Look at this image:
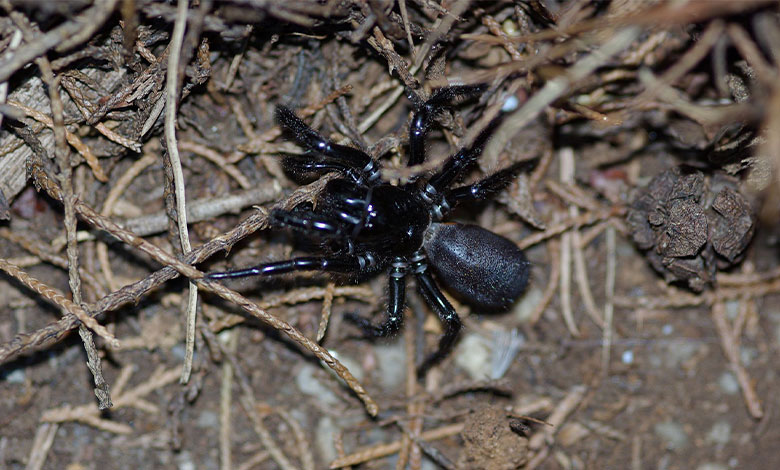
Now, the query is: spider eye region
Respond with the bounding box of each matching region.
[423,222,530,310]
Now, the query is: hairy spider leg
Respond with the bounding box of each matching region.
[276,106,380,183]
[345,257,407,337]
[443,161,532,209]
[408,85,486,167]
[422,121,496,202]
[270,208,343,237]
[411,252,462,376]
[206,252,378,279]
[281,158,368,185]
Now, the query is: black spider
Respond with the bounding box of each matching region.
[207,86,531,374]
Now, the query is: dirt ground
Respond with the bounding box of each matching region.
[1,1,779,469]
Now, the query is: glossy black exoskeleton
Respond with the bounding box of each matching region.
[208,86,531,374]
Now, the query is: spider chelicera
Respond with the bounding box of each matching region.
[208,86,531,374]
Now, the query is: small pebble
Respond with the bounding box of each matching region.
[739,347,757,366]
[176,451,195,470]
[663,341,698,368]
[295,364,340,406]
[455,333,491,379]
[171,344,187,360]
[512,287,543,323]
[217,330,233,344]
[196,411,218,429]
[373,341,406,389]
[621,350,634,364]
[718,371,740,395]
[502,94,519,112]
[501,19,519,36]
[3,368,25,384]
[662,324,674,335]
[654,420,689,451]
[706,421,731,445]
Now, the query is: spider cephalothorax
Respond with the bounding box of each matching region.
[208,86,531,374]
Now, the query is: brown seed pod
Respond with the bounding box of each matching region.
[626,166,755,291]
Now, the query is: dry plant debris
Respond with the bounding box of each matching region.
[627,166,756,291]
[457,406,529,470]
[0,1,779,469]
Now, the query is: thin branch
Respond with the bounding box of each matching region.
[558,149,579,336]
[220,330,238,470]
[0,258,118,347]
[329,423,464,469]
[316,282,336,342]
[25,423,58,470]
[41,366,180,433]
[711,302,763,418]
[164,0,198,385]
[527,385,587,469]
[601,226,616,375]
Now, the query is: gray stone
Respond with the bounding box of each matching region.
[654,420,689,451]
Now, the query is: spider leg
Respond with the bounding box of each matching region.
[271,208,344,237]
[276,106,380,183]
[411,253,462,376]
[443,161,532,209]
[345,257,407,337]
[422,121,496,202]
[281,157,368,184]
[207,253,377,279]
[408,85,485,167]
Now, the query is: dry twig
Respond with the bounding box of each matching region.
[329,423,464,469]
[163,0,198,385]
[0,258,117,347]
[41,366,180,434]
[24,423,58,470]
[711,302,764,418]
[527,385,587,469]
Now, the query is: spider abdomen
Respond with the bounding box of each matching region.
[423,222,530,310]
